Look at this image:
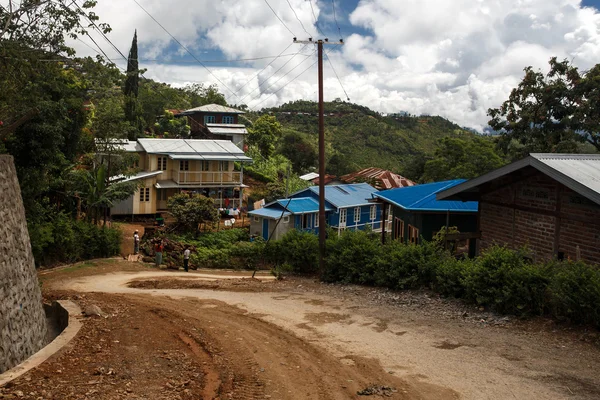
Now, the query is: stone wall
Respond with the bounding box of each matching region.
[0,155,47,373]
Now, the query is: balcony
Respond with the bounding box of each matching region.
[175,171,241,185]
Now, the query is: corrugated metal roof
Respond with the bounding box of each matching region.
[116,170,163,183]
[299,172,319,181]
[206,125,248,135]
[136,139,252,162]
[249,207,291,218]
[179,104,245,114]
[275,197,332,214]
[437,153,600,206]
[340,168,416,190]
[302,183,379,208]
[155,179,180,189]
[375,180,478,212]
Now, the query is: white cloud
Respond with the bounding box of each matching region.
[69,0,600,131]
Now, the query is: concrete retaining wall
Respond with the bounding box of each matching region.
[0,155,47,373]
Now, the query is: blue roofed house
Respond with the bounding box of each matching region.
[372,180,479,255]
[249,183,382,241]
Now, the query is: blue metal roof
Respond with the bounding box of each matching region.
[374,180,478,212]
[303,183,379,208]
[276,197,331,214]
[248,207,291,219]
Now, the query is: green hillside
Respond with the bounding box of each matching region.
[253,100,482,179]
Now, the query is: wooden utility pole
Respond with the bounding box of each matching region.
[293,38,343,274]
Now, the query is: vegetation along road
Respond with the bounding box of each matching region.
[2,260,597,399]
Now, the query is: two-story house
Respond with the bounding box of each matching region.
[248,183,385,240]
[110,138,252,216]
[176,104,247,149]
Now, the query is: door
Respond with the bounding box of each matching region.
[262,218,269,240]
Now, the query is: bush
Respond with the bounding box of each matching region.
[547,260,600,327]
[265,230,319,274]
[435,257,473,298]
[323,230,381,284]
[463,246,550,315]
[372,241,441,289]
[28,211,121,266]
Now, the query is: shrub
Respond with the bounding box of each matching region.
[373,240,446,290]
[267,230,319,274]
[547,260,600,327]
[463,246,550,315]
[323,229,381,284]
[435,256,473,298]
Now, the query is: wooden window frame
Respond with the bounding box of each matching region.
[222,115,234,124]
[370,205,377,220]
[314,213,319,227]
[179,160,189,171]
[253,216,259,222]
[354,207,361,223]
[201,161,210,171]
[408,224,419,244]
[339,208,347,226]
[140,187,150,202]
[204,115,216,124]
[282,216,290,224]
[394,218,405,242]
[158,156,167,171]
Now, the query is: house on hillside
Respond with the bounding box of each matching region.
[110,138,252,216]
[175,104,247,149]
[436,154,600,265]
[372,180,478,254]
[248,183,382,240]
[340,167,416,190]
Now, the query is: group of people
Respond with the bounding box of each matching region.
[133,231,191,272]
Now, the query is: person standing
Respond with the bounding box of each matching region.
[183,245,191,272]
[133,230,140,254]
[154,240,164,268]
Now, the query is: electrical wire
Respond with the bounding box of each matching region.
[262,0,296,37]
[233,42,293,95]
[331,0,343,40]
[309,0,326,37]
[285,0,311,38]
[325,51,350,101]
[239,44,308,103]
[131,0,242,103]
[250,53,318,110]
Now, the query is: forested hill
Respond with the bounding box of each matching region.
[258,100,481,179]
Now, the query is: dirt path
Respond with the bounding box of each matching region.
[4,262,599,399]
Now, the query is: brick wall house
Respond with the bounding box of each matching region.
[437,154,600,265]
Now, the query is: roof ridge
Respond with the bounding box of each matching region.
[406,180,461,209]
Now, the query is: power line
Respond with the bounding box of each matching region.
[131,0,241,103]
[262,0,296,37]
[325,51,349,101]
[239,44,308,103]
[331,0,343,40]
[285,0,311,38]
[249,52,317,109]
[309,0,326,37]
[233,42,293,95]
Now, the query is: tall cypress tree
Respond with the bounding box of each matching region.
[124,30,142,139]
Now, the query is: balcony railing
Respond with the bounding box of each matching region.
[176,171,241,185]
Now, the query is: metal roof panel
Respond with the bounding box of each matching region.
[375,180,478,212]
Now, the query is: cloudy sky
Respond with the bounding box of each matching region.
[71,0,600,131]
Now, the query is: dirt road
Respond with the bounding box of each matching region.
[4,261,600,399]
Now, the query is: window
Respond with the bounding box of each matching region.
[201,161,210,171]
[222,115,234,124]
[408,224,419,244]
[158,156,167,171]
[253,216,259,222]
[218,161,229,171]
[179,160,189,171]
[139,187,150,202]
[204,115,215,124]
[370,205,377,221]
[339,208,347,226]
[158,189,167,201]
[283,216,290,223]
[314,213,319,227]
[354,207,361,223]
[302,214,312,229]
[394,218,405,242]
[387,205,392,221]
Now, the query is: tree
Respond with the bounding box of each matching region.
[488,57,600,159]
[185,83,227,107]
[247,115,282,159]
[153,110,190,138]
[421,137,506,182]
[124,30,142,139]
[278,130,317,173]
[168,194,219,236]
